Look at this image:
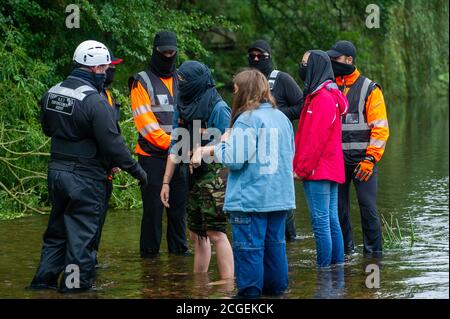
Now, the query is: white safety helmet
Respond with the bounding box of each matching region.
[73,40,111,66]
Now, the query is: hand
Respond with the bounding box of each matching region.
[111,167,121,174]
[293,172,302,181]
[190,147,203,168]
[138,169,148,188]
[354,159,375,182]
[160,184,170,208]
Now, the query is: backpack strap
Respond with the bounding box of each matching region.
[268,70,280,91]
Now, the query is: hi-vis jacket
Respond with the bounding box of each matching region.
[129,70,177,158]
[336,68,389,165]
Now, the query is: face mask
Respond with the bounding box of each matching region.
[104,67,116,87]
[248,56,273,77]
[91,71,106,92]
[150,49,177,78]
[299,64,308,82]
[331,60,355,77]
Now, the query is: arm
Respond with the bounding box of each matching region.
[278,74,303,121]
[208,101,231,134]
[130,81,171,150]
[191,101,232,168]
[293,95,335,178]
[213,119,257,171]
[91,97,146,183]
[160,153,178,208]
[365,87,389,162]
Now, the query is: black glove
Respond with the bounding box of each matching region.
[136,167,148,188]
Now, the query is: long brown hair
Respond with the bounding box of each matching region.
[230,68,277,125]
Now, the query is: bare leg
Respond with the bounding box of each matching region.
[207,231,234,279]
[190,230,211,273]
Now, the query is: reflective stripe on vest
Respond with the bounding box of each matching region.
[48,83,95,101]
[341,76,373,155]
[341,77,371,132]
[268,70,280,91]
[137,71,174,133]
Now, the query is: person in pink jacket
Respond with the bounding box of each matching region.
[294,50,348,268]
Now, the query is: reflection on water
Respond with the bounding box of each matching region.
[0,96,448,299]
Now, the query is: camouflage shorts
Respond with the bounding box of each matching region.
[187,163,228,238]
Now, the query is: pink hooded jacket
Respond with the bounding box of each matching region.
[293,80,348,183]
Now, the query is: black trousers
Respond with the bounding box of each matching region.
[338,164,382,256]
[139,155,189,257]
[93,179,113,253]
[30,169,106,291]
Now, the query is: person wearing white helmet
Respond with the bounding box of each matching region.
[29,40,147,293]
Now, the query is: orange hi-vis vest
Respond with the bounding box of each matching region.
[336,68,389,165]
[105,88,114,107]
[129,70,176,157]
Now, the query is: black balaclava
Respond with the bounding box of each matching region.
[331,60,356,77]
[150,30,178,78]
[177,60,222,122]
[105,67,116,87]
[248,39,273,77]
[71,68,105,92]
[301,50,335,96]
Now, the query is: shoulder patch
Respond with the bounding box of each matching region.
[46,93,75,115]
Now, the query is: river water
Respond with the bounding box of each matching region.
[0,95,448,299]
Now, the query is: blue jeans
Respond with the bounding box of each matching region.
[229,211,288,297]
[303,181,344,267]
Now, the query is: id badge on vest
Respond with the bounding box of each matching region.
[157,94,169,105]
[343,113,359,124]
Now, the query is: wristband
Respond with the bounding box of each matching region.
[364,155,376,164]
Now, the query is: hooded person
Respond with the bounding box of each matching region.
[247,39,304,242]
[160,61,234,280]
[176,61,223,124]
[293,50,348,268]
[129,30,190,258]
[327,40,389,257]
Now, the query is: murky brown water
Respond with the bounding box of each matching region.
[0,95,448,299]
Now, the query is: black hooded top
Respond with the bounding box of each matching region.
[303,50,335,96]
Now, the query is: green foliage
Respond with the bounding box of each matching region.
[0,0,233,218]
[0,0,448,218]
[188,0,448,97]
[381,212,417,248]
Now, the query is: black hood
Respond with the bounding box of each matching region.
[303,50,335,96]
[177,60,222,122]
